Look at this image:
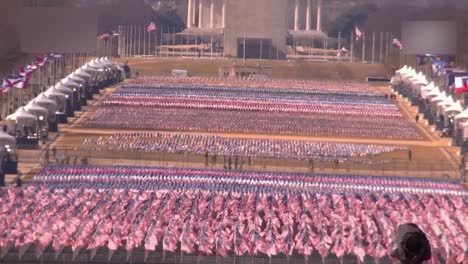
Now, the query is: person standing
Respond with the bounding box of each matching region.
[227,156,232,170]
[204,151,209,167]
[234,156,239,170]
[308,158,314,173]
[408,149,413,161]
[211,154,217,167]
[415,114,420,123]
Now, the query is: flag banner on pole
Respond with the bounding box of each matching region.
[1,73,24,93]
[392,38,403,49]
[454,76,468,94]
[147,22,156,32]
[355,26,362,40]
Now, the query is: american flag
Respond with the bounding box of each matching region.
[355,26,363,40]
[147,22,157,32]
[392,38,403,50]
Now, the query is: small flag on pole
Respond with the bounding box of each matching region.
[355,26,363,40]
[147,22,156,32]
[392,38,403,49]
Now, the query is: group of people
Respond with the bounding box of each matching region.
[42,146,88,166]
[0,165,459,262]
[82,132,408,162]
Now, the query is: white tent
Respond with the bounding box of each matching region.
[7,107,38,128]
[425,88,441,98]
[68,74,86,84]
[74,69,92,79]
[34,93,58,115]
[81,64,100,73]
[438,95,455,109]
[60,77,80,88]
[455,108,468,120]
[445,101,464,114]
[431,91,447,103]
[53,84,74,96]
[24,100,49,119]
[44,88,67,112]
[0,130,16,149]
[421,82,434,92]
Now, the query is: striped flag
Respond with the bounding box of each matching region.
[454,76,468,94]
[392,38,403,50]
[1,73,24,93]
[147,22,156,32]
[355,26,363,40]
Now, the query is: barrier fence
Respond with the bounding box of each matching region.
[41,146,458,179]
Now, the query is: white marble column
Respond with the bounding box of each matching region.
[192,0,197,25]
[294,0,300,31]
[210,0,215,28]
[222,0,226,28]
[187,0,193,28]
[198,0,204,28]
[306,0,311,31]
[316,0,322,32]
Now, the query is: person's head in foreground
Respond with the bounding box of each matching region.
[391,223,432,264]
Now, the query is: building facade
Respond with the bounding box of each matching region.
[184,0,325,59]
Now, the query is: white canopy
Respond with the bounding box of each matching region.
[24,100,49,119]
[34,93,57,114]
[53,84,74,97]
[68,74,86,84]
[445,101,464,114]
[425,88,441,98]
[87,60,104,70]
[396,65,408,75]
[44,88,67,112]
[455,108,468,120]
[0,130,16,149]
[431,91,447,103]
[60,77,81,88]
[74,69,92,79]
[438,95,455,108]
[81,65,100,73]
[7,107,38,127]
[98,57,113,67]
[421,82,435,92]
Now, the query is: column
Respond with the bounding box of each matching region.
[222,0,226,28]
[187,0,193,28]
[316,0,322,32]
[294,0,300,31]
[198,0,204,28]
[210,0,215,28]
[192,0,197,25]
[306,0,311,31]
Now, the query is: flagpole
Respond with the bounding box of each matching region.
[154,29,158,57]
[371,32,375,64]
[143,25,146,56]
[361,32,365,62]
[350,31,354,63]
[385,32,389,64]
[243,31,246,61]
[380,32,383,63]
[172,27,175,57]
[337,32,342,63]
[130,25,133,57]
[138,24,142,56]
[160,26,163,58]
